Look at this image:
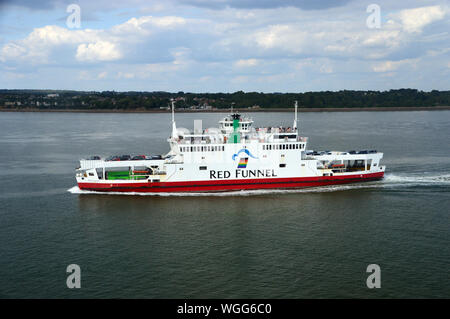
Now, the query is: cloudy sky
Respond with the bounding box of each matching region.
[0,0,449,92]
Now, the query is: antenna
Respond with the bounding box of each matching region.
[231,102,235,114]
[293,100,298,131]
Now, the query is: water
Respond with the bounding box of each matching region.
[0,111,449,298]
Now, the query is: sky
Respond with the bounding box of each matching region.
[0,0,449,92]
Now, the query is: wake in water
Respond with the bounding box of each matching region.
[67,172,450,196]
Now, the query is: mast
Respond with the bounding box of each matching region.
[293,100,298,131]
[171,99,177,140]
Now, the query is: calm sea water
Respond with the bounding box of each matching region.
[0,111,449,298]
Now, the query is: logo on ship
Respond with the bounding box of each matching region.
[232,149,258,169]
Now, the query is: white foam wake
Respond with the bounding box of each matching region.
[383,173,450,185]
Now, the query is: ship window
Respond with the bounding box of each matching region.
[279,164,286,168]
[88,172,94,176]
[199,166,207,170]
[222,146,225,151]
[179,167,183,170]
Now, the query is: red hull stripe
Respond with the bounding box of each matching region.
[78,172,384,193]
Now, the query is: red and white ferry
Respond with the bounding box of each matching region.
[76,102,385,193]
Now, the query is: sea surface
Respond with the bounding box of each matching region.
[0,111,449,298]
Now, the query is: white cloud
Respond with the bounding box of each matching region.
[362,30,401,47]
[0,15,189,65]
[372,58,418,72]
[76,41,122,62]
[97,71,108,79]
[235,58,259,67]
[111,15,186,35]
[0,25,102,64]
[319,64,333,74]
[397,5,446,33]
[253,24,307,53]
[117,72,135,79]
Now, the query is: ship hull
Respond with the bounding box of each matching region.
[77,171,384,193]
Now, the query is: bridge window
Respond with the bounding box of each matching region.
[199,166,207,170]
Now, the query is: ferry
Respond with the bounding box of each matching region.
[75,101,385,193]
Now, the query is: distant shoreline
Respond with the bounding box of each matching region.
[1,106,449,113]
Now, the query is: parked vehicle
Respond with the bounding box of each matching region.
[131,155,147,160]
[106,155,120,161]
[119,155,131,161]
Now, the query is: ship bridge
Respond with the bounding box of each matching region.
[219,113,253,134]
[171,104,307,147]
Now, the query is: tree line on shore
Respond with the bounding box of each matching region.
[1,89,449,110]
